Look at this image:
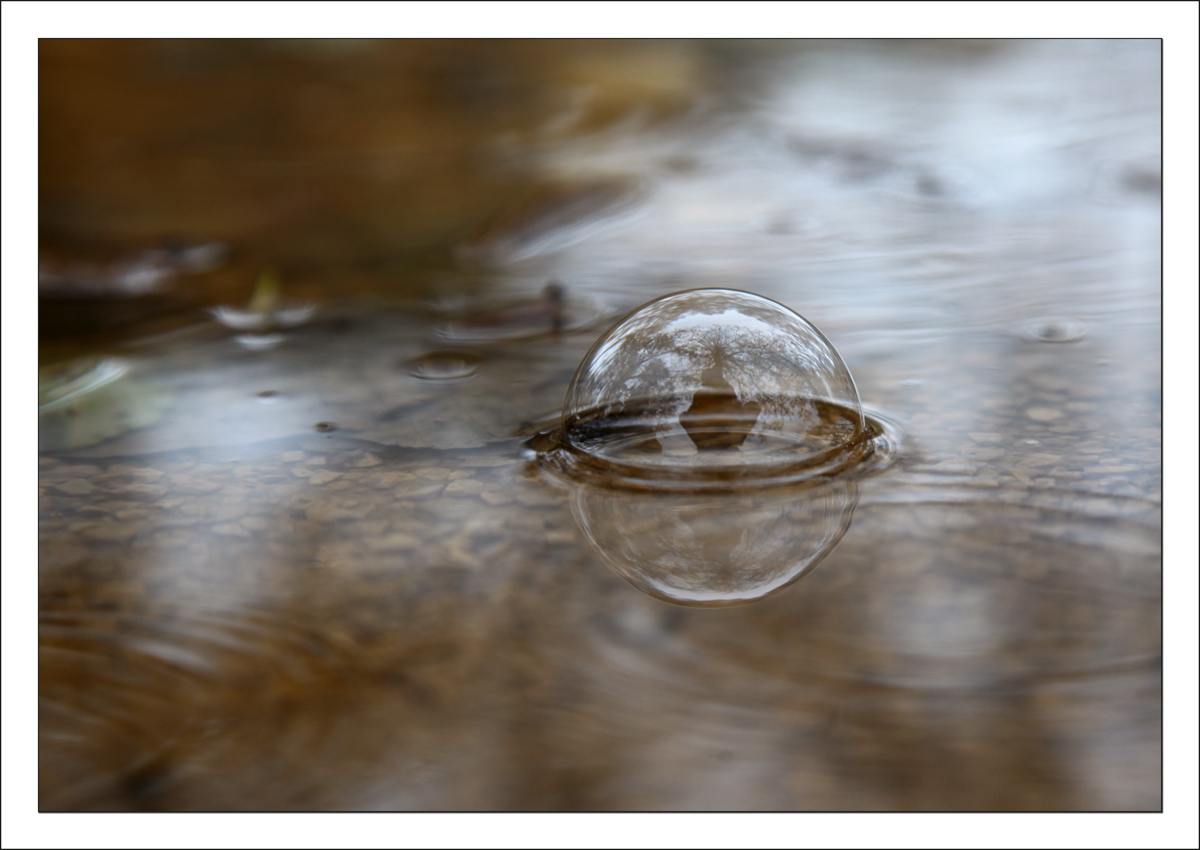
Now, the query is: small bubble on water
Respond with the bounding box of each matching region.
[410,351,478,381]
[1020,317,1087,344]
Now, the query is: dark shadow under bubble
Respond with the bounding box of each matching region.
[569,479,858,607]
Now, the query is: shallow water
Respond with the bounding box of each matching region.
[39,39,1160,811]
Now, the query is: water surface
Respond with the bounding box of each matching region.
[38,39,1161,811]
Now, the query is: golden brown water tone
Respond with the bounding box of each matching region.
[39,39,1160,811]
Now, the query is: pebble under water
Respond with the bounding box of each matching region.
[34,39,1162,813]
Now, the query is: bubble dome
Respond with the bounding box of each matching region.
[546,289,885,491]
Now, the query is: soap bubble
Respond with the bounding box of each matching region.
[529,288,900,606]
[571,480,857,606]
[544,289,889,491]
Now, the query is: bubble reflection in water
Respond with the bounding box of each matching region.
[571,480,857,606]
